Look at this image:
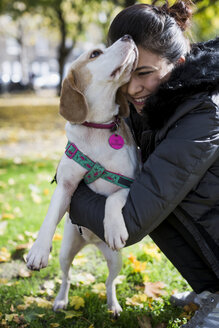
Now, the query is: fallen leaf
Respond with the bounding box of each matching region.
[137,315,152,328]
[69,296,85,310]
[0,221,8,236]
[91,283,106,298]
[144,282,167,299]
[143,243,161,261]
[126,294,147,308]
[73,253,88,265]
[53,233,62,241]
[5,314,14,322]
[61,310,83,319]
[71,272,95,285]
[183,303,199,313]
[1,213,15,220]
[0,247,11,262]
[50,324,60,327]
[114,275,126,285]
[43,189,50,196]
[18,267,32,278]
[31,192,42,204]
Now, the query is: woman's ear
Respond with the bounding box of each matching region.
[59,70,88,123]
[116,88,130,118]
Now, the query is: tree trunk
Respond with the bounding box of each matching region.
[56,6,73,96]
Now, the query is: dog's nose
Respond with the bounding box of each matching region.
[121,35,133,42]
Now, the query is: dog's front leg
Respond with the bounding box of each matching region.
[104,189,129,251]
[26,179,77,271]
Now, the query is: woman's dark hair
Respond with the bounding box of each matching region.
[108,0,193,63]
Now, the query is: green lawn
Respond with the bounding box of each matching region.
[0,158,194,328]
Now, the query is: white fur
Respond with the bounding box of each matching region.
[26,37,139,316]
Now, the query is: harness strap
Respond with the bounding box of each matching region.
[65,141,134,189]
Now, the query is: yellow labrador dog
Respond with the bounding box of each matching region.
[26,35,139,316]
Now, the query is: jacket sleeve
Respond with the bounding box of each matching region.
[70,99,219,246]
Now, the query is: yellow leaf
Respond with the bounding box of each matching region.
[53,233,62,241]
[69,296,85,310]
[31,192,42,204]
[0,247,11,262]
[126,294,147,308]
[43,189,50,196]
[50,324,60,327]
[71,272,95,285]
[143,243,161,261]
[132,260,146,273]
[128,253,137,263]
[128,253,146,272]
[91,283,106,298]
[5,314,14,322]
[17,304,29,311]
[63,310,83,319]
[36,314,45,318]
[73,253,88,265]
[1,213,15,220]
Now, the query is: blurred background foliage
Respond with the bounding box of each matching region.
[0,0,218,95]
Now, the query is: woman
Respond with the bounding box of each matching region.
[70,1,219,327]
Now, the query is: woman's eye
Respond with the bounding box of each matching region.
[90,50,103,59]
[138,71,153,76]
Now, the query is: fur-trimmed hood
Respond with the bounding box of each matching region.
[142,37,219,130]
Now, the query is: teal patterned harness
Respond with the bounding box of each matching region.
[65,141,134,189]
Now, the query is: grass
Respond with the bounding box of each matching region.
[0,97,192,327]
[0,158,192,328]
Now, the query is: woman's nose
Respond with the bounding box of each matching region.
[127,76,143,96]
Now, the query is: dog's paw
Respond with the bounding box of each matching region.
[104,215,128,251]
[53,298,68,312]
[26,241,51,271]
[109,302,123,318]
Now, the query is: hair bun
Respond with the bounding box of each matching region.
[165,0,193,31]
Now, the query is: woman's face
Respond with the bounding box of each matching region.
[122,46,174,114]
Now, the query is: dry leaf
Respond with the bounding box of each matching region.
[144,282,167,299]
[5,314,14,322]
[0,222,8,236]
[69,296,85,310]
[53,233,62,241]
[71,272,95,285]
[128,253,146,272]
[18,267,32,278]
[50,324,60,327]
[62,310,83,319]
[183,303,199,313]
[126,294,147,308]
[143,243,161,261]
[0,247,11,262]
[43,189,50,196]
[137,315,152,328]
[91,283,106,298]
[1,213,15,220]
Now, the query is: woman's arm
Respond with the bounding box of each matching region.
[70,99,219,246]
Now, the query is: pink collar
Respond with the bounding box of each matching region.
[82,116,120,130]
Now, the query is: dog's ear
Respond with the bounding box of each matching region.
[116,88,130,118]
[60,71,88,123]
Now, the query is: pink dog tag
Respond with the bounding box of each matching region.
[109,134,124,149]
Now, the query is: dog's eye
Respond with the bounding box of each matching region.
[89,50,103,59]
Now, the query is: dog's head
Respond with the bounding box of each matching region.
[60,35,138,123]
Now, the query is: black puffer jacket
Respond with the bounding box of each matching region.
[70,38,219,278]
